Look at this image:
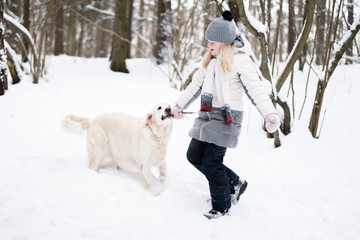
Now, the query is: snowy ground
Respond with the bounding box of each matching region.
[1,56,359,240]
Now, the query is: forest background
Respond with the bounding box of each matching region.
[0,0,359,144]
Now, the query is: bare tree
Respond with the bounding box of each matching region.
[135,0,145,58]
[316,0,326,65]
[110,0,131,73]
[22,0,30,62]
[54,0,64,56]
[94,1,111,57]
[345,0,354,64]
[153,0,172,65]
[65,1,77,56]
[309,9,360,138]
[298,0,310,71]
[288,0,296,54]
[0,0,8,96]
[275,0,316,92]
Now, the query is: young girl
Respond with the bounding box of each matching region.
[173,11,280,219]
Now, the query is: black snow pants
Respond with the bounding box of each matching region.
[186,138,240,212]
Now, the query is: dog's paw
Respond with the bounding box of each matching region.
[88,163,100,173]
[149,182,164,196]
[159,174,167,183]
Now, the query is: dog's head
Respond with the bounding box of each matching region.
[147,102,174,129]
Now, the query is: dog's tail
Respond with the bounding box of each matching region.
[62,114,89,135]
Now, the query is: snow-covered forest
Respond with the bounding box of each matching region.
[1,0,359,139]
[1,0,360,239]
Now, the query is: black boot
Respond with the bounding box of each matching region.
[231,180,248,205]
[204,208,229,220]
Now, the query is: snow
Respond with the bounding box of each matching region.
[243,2,267,34]
[1,56,360,240]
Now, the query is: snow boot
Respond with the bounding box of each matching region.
[231,180,248,205]
[204,208,229,220]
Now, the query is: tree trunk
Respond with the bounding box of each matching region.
[316,0,326,65]
[153,0,172,65]
[0,0,8,96]
[95,0,111,57]
[54,0,64,56]
[275,0,316,92]
[298,0,310,71]
[267,0,271,57]
[77,17,84,57]
[288,0,296,54]
[135,0,145,58]
[110,0,130,73]
[345,0,354,64]
[22,0,30,62]
[66,2,77,56]
[309,14,360,138]
[271,0,283,75]
[126,0,134,58]
[201,0,215,52]
[228,0,240,26]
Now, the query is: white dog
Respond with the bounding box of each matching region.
[61,103,174,195]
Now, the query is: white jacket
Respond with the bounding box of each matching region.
[176,52,276,118]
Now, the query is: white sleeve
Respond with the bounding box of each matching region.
[234,54,277,118]
[176,68,205,109]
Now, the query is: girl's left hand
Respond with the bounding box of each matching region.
[265,113,281,133]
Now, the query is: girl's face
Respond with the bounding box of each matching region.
[207,41,221,57]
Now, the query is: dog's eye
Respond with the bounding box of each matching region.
[157,107,162,110]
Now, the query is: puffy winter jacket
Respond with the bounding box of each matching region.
[176,52,276,148]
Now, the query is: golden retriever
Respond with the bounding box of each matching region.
[61,103,174,195]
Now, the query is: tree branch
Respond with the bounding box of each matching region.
[275,0,316,92]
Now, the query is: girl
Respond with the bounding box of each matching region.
[173,11,280,219]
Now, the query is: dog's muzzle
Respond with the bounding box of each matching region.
[162,108,173,120]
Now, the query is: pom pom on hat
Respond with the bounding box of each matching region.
[222,10,233,21]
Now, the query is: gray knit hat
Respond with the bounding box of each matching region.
[205,11,237,44]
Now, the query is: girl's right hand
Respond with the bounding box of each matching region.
[173,104,184,119]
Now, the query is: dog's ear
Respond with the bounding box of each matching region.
[146,113,153,124]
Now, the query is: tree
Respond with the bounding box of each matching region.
[94,1,112,58]
[288,0,296,54]
[275,0,316,92]
[309,13,360,138]
[0,0,8,96]
[345,0,354,64]
[153,0,172,65]
[65,1,77,56]
[316,0,326,65]
[22,0,30,62]
[135,0,145,58]
[110,0,131,73]
[54,0,64,56]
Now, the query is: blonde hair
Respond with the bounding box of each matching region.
[201,43,234,73]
